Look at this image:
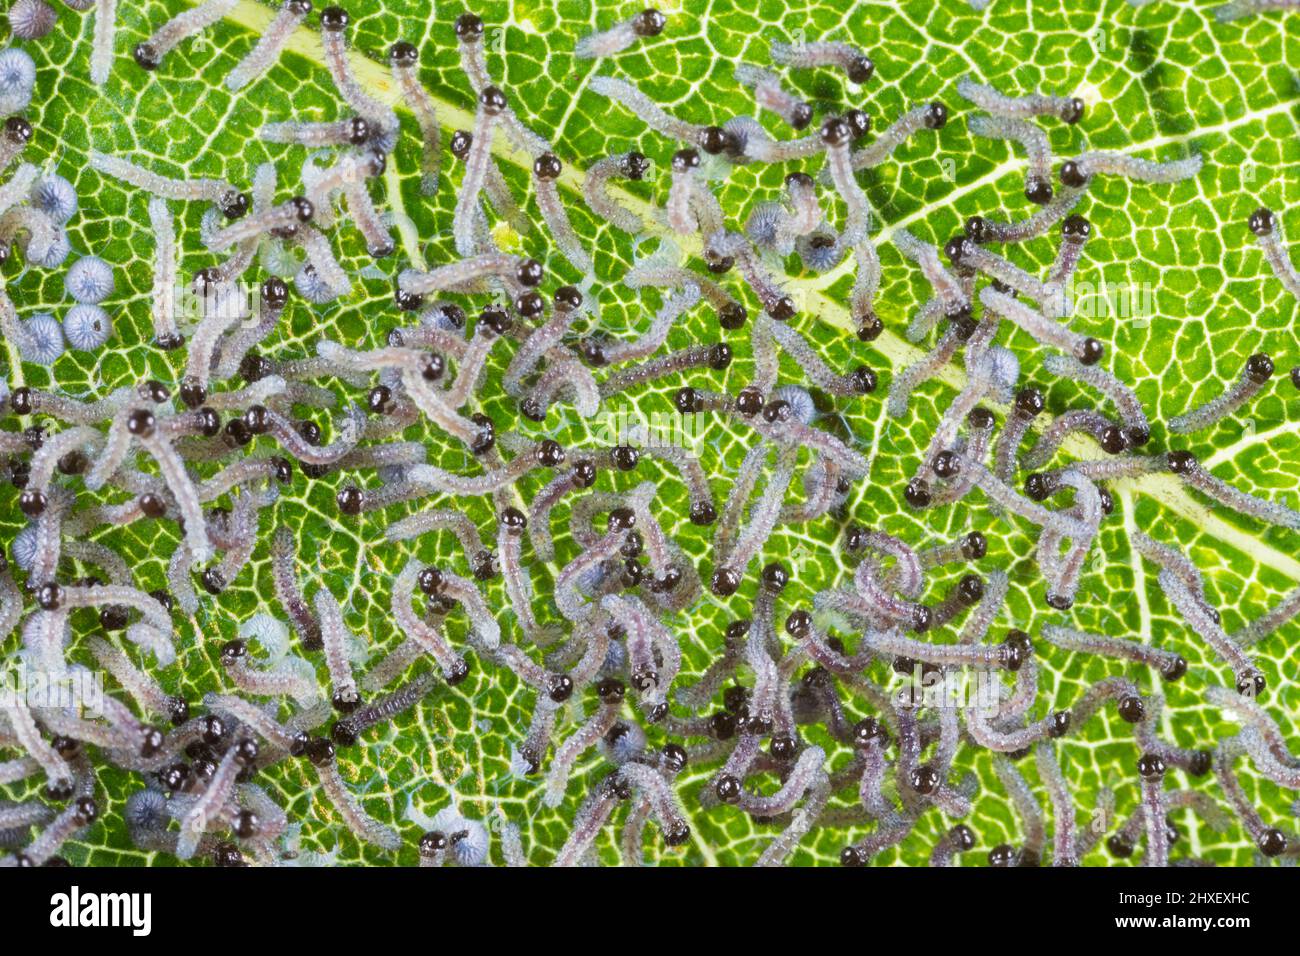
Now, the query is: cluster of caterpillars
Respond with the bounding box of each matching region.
[1,4,1299,867]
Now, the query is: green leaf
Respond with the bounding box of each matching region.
[2,0,1298,867]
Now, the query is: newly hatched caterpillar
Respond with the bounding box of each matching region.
[133,0,239,72]
[331,672,438,747]
[722,115,825,163]
[821,118,882,323]
[87,637,179,725]
[968,699,1071,754]
[503,286,587,394]
[666,148,701,235]
[137,430,212,566]
[543,693,625,808]
[861,627,1017,671]
[1060,151,1203,188]
[206,196,314,251]
[1036,470,1103,609]
[1213,0,1298,23]
[147,197,183,348]
[1170,353,1274,434]
[1212,753,1289,859]
[917,357,995,481]
[980,286,1102,365]
[1136,753,1170,867]
[757,769,831,866]
[1133,535,1211,632]
[708,229,796,319]
[1204,687,1300,789]
[384,509,490,573]
[552,774,625,866]
[769,321,876,398]
[1043,353,1150,445]
[90,151,249,221]
[496,507,551,644]
[532,151,592,271]
[313,588,360,710]
[1159,569,1261,695]
[313,751,402,851]
[176,738,257,858]
[318,7,399,146]
[183,283,248,402]
[389,42,441,195]
[735,64,813,130]
[849,102,947,171]
[574,9,667,59]
[582,151,651,234]
[211,277,288,380]
[225,0,313,92]
[929,408,997,507]
[893,227,968,316]
[889,320,971,419]
[966,114,1056,205]
[1233,583,1300,648]
[602,283,700,364]
[589,75,738,157]
[2,677,74,791]
[1042,625,1186,678]
[222,637,321,704]
[452,87,512,256]
[78,410,139,494]
[769,38,873,83]
[603,594,680,716]
[625,239,747,329]
[434,570,501,649]
[712,447,790,598]
[454,13,551,158]
[339,167,394,259]
[1048,214,1091,285]
[965,188,1086,246]
[90,0,116,86]
[19,796,100,866]
[596,343,733,399]
[58,584,172,643]
[957,76,1084,124]
[947,233,1065,315]
[1247,208,1300,301]
[449,130,528,240]
[294,224,351,296]
[259,116,372,148]
[943,450,1090,545]
[1166,450,1300,531]
[389,563,468,682]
